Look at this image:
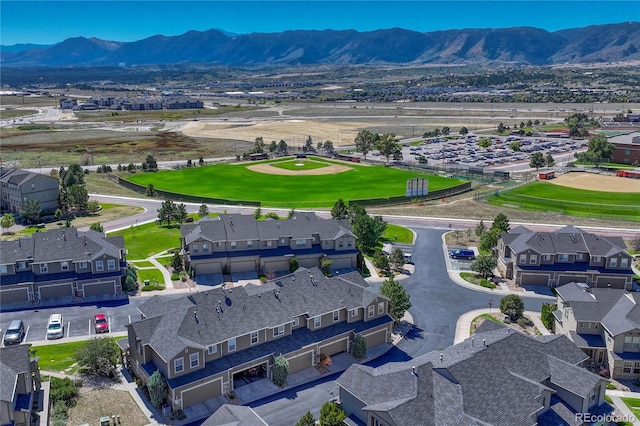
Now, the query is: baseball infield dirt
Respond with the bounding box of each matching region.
[550,172,639,193]
[246,163,352,175]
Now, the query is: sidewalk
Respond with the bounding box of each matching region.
[454,308,551,344]
[607,391,640,425]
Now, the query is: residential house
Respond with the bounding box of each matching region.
[0,168,59,215]
[58,98,77,109]
[554,282,640,380]
[202,405,267,426]
[181,213,358,277]
[124,266,393,410]
[0,345,41,426]
[337,322,612,426]
[498,225,634,289]
[0,228,127,305]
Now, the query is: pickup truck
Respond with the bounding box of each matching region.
[450,249,476,260]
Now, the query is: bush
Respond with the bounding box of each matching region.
[75,338,119,377]
[541,303,557,330]
[517,317,533,328]
[353,334,367,359]
[289,257,299,273]
[273,354,289,387]
[179,270,188,282]
[480,279,496,289]
[319,401,346,426]
[50,401,69,426]
[373,250,389,271]
[500,294,524,321]
[124,275,138,293]
[50,377,80,405]
[148,370,167,408]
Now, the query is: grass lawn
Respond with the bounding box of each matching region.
[126,157,466,207]
[470,313,501,333]
[68,388,149,426]
[32,338,119,374]
[270,159,330,171]
[621,397,640,418]
[460,272,496,289]
[155,256,173,267]
[382,224,413,244]
[138,268,165,286]
[488,181,640,221]
[108,222,180,259]
[130,260,154,268]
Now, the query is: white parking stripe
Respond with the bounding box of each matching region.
[66,321,71,338]
[89,318,92,336]
[108,316,112,333]
[24,326,30,342]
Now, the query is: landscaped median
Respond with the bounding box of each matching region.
[460,272,496,289]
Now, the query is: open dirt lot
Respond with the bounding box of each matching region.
[550,172,639,193]
[247,162,352,175]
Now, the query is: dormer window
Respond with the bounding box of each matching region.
[61,261,69,271]
[609,258,618,268]
[192,244,199,253]
[247,240,253,248]
[96,261,104,272]
[40,263,48,273]
[107,259,116,270]
[202,243,208,251]
[621,258,629,268]
[231,241,236,249]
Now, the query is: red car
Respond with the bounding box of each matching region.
[94,314,109,333]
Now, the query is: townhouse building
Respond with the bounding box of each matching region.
[181,213,358,277]
[498,225,634,289]
[0,168,59,215]
[337,322,611,426]
[0,345,41,426]
[554,282,640,380]
[0,228,127,305]
[124,266,393,410]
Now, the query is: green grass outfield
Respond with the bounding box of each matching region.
[126,157,466,207]
[488,181,640,222]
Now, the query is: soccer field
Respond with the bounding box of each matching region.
[126,158,466,207]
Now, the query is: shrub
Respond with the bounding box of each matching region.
[50,377,80,405]
[319,401,346,426]
[373,250,389,271]
[517,317,533,328]
[353,334,367,359]
[179,270,188,282]
[289,257,299,273]
[265,212,280,220]
[50,401,68,426]
[541,303,557,330]
[148,370,167,408]
[480,279,496,289]
[75,337,119,377]
[500,294,524,321]
[124,275,138,293]
[273,354,289,387]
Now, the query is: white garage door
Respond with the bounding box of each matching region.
[230,260,256,273]
[331,257,353,269]
[39,283,73,300]
[196,262,223,274]
[263,260,291,273]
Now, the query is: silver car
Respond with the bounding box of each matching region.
[3,320,25,345]
[46,314,64,339]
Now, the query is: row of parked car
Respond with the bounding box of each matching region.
[2,313,109,346]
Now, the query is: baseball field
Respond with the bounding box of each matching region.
[125,157,466,207]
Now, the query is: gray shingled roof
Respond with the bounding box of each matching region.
[132,267,386,362]
[202,404,267,426]
[0,345,31,403]
[338,327,600,426]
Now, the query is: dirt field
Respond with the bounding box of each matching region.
[550,172,639,193]
[247,162,352,175]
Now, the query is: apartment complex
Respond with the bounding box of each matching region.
[0,345,41,426]
[0,168,59,215]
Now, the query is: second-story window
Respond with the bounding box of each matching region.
[296,239,306,247]
[79,261,87,269]
[190,353,199,368]
[174,357,184,373]
[543,254,551,261]
[292,317,299,326]
[351,309,358,317]
[267,240,273,247]
[247,240,253,248]
[231,241,237,249]
[0,265,7,274]
[251,331,259,344]
[519,254,527,264]
[18,261,26,269]
[378,302,384,314]
[207,344,217,355]
[192,244,199,253]
[609,258,618,268]
[228,337,236,352]
[557,254,569,262]
[592,256,601,263]
[333,311,339,322]
[107,259,116,270]
[40,263,48,273]
[621,258,629,268]
[61,261,69,271]
[273,325,284,337]
[368,305,375,317]
[202,243,208,251]
[96,261,104,272]
[314,316,321,328]
[529,255,537,264]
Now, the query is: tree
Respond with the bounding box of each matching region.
[145,184,156,197]
[87,201,101,214]
[20,199,41,224]
[354,130,377,160]
[352,213,382,254]
[500,294,525,321]
[171,250,183,273]
[319,401,346,426]
[1,213,15,231]
[304,135,313,152]
[509,141,521,152]
[89,222,104,233]
[269,140,278,152]
[288,209,295,219]
[199,156,204,166]
[272,354,289,387]
[475,220,487,237]
[631,234,640,252]
[373,250,390,272]
[442,126,450,136]
[352,333,367,359]
[278,139,288,154]
[380,277,411,322]
[541,303,557,331]
[479,231,498,252]
[459,127,468,136]
[545,154,555,168]
[529,152,545,170]
[144,154,157,171]
[376,133,400,163]
[492,213,510,234]
[148,370,167,408]
[320,255,333,275]
[186,159,193,167]
[124,274,137,293]
[75,337,118,377]
[61,163,85,188]
[254,207,262,220]
[471,254,497,279]
[289,257,299,273]
[497,122,506,134]
[389,248,406,271]
[323,140,334,152]
[331,199,349,220]
[173,203,188,224]
[253,137,265,154]
[296,411,316,426]
[66,184,89,211]
[574,134,615,166]
[157,200,176,226]
[478,138,492,148]
[198,203,209,218]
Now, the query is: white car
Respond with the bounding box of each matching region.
[46,314,64,339]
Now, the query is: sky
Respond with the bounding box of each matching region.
[1,1,639,46]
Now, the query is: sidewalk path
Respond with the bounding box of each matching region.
[607,392,640,425]
[454,309,550,344]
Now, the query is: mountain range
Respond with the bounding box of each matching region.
[2,22,639,67]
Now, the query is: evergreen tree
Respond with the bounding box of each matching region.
[148,370,167,408]
[475,220,487,237]
[319,401,346,426]
[171,251,183,273]
[198,203,209,217]
[380,277,411,322]
[272,355,289,387]
[353,334,367,359]
[492,213,510,234]
[331,199,349,220]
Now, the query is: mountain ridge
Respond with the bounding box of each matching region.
[2,22,639,67]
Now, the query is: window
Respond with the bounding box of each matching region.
[107,259,116,270]
[292,317,299,327]
[61,261,69,271]
[314,316,321,328]
[351,309,358,317]
[543,254,551,261]
[609,258,618,268]
[333,311,339,322]
[529,255,537,264]
[621,258,629,268]
[40,263,48,273]
[557,254,569,262]
[634,362,640,374]
[228,338,236,352]
[273,325,284,337]
[0,265,7,274]
[519,254,527,264]
[207,344,217,355]
[623,361,633,374]
[202,243,208,251]
[190,353,199,368]
[280,238,285,244]
[368,305,375,317]
[378,302,385,314]
[247,240,253,248]
[251,331,259,344]
[338,242,343,248]
[230,241,236,249]
[174,358,184,373]
[576,253,584,260]
[267,240,273,247]
[192,244,199,253]
[18,261,26,269]
[624,336,640,350]
[592,256,601,263]
[347,241,352,247]
[78,261,87,269]
[296,239,306,247]
[96,261,104,271]
[586,322,592,329]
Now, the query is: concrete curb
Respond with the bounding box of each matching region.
[454,309,551,344]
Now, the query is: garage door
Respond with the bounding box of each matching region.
[298,257,320,269]
[263,260,290,273]
[83,281,115,297]
[558,275,588,286]
[230,260,256,273]
[180,378,222,408]
[196,262,222,274]
[331,257,353,269]
[363,329,387,348]
[596,276,627,289]
[39,283,73,300]
[520,274,549,286]
[287,351,313,373]
[0,287,29,304]
[319,338,348,357]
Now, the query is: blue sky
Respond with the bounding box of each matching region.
[1,1,638,45]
